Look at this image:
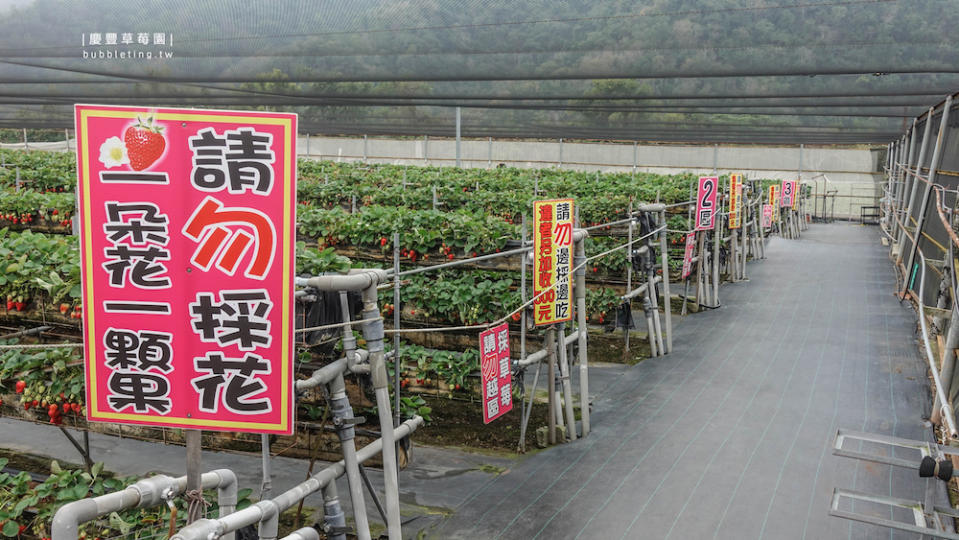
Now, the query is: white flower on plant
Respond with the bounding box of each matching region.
[98,136,128,168]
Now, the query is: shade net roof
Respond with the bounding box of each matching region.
[0,0,956,144]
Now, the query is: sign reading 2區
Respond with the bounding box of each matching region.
[695,176,718,231]
[479,323,512,424]
[75,105,297,434]
[533,199,575,326]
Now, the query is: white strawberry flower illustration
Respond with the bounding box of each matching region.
[98,136,129,168]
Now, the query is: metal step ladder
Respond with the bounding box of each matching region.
[831,428,959,539]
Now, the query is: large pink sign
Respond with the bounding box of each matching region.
[75,105,297,434]
[695,176,718,231]
[479,323,513,424]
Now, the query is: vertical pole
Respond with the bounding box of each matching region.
[424,135,429,164]
[624,201,634,354]
[557,322,577,441]
[488,136,492,168]
[658,210,673,352]
[633,141,638,174]
[932,255,958,425]
[575,232,589,435]
[432,186,438,211]
[546,327,557,445]
[521,215,528,362]
[64,128,70,151]
[712,194,721,305]
[455,106,462,168]
[15,167,20,192]
[363,134,368,162]
[22,128,27,150]
[393,232,401,428]
[695,233,705,307]
[758,195,766,259]
[260,434,272,499]
[518,216,539,451]
[185,429,202,524]
[901,108,934,259]
[898,121,918,240]
[558,138,563,168]
[904,96,952,294]
[306,133,311,156]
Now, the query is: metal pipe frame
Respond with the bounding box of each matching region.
[172,419,422,540]
[53,469,237,540]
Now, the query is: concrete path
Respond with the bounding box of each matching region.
[429,223,944,539]
[2,223,945,539]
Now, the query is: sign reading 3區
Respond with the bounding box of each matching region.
[479,323,512,424]
[695,176,718,231]
[533,199,574,326]
[780,180,797,208]
[75,105,297,434]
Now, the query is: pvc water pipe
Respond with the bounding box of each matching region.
[516,329,583,368]
[360,282,402,540]
[322,480,347,540]
[280,528,320,540]
[295,350,370,392]
[916,249,959,440]
[171,418,423,540]
[53,469,237,540]
[329,372,371,540]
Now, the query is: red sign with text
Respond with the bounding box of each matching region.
[762,204,773,228]
[780,180,797,208]
[695,176,718,231]
[681,233,697,280]
[479,323,512,424]
[75,105,297,434]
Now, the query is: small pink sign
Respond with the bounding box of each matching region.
[695,176,718,231]
[762,204,774,227]
[75,105,297,434]
[479,323,512,424]
[681,233,697,280]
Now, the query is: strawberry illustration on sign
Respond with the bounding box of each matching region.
[123,116,166,171]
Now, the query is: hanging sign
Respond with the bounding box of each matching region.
[762,204,774,228]
[780,180,796,208]
[681,233,697,279]
[75,104,297,434]
[695,176,718,231]
[533,198,574,326]
[768,185,780,221]
[479,323,512,424]
[728,174,742,229]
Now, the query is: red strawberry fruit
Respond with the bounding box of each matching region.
[124,116,166,171]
